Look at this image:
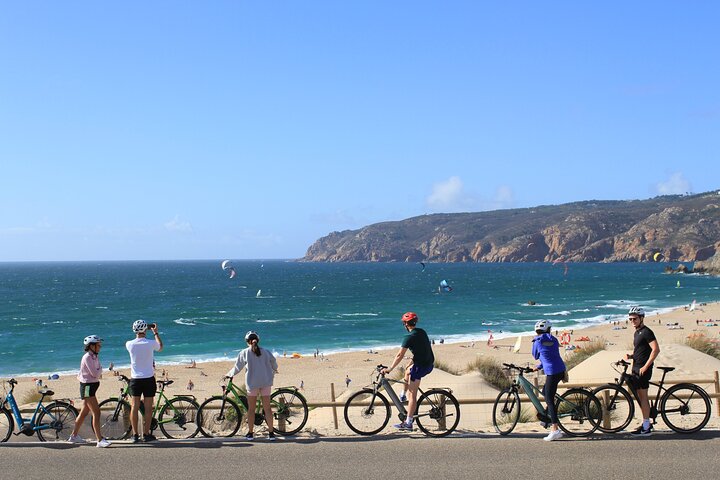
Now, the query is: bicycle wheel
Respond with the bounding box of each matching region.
[492,388,520,435]
[0,408,13,442]
[591,384,635,433]
[344,389,390,435]
[556,388,601,437]
[97,398,132,440]
[415,389,460,437]
[36,401,78,441]
[271,388,309,436]
[158,397,200,439]
[197,396,242,438]
[660,383,711,433]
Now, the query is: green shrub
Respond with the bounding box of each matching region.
[685,334,720,360]
[433,359,462,376]
[466,356,511,390]
[563,338,607,371]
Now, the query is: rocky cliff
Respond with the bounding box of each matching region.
[303,192,720,264]
[693,244,720,274]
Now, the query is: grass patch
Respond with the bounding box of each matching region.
[20,389,52,405]
[433,359,462,376]
[563,338,607,371]
[466,356,512,390]
[685,334,720,360]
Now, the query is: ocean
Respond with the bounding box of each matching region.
[1,261,718,377]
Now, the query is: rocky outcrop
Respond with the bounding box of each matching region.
[693,243,720,275]
[302,192,720,264]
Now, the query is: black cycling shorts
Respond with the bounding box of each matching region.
[129,376,157,398]
[629,367,653,390]
[80,382,100,399]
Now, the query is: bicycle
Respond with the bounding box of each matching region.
[492,363,601,436]
[197,377,308,437]
[590,359,711,434]
[343,364,460,437]
[97,374,200,440]
[1,378,78,442]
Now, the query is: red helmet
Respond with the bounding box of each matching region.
[401,312,418,326]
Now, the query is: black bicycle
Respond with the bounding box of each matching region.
[591,360,711,434]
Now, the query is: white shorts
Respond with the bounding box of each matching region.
[248,386,272,396]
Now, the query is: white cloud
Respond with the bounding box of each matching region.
[164,215,193,233]
[426,177,515,213]
[655,173,691,195]
[426,176,464,211]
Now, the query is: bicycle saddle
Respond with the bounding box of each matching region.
[158,380,174,386]
[657,366,675,372]
[39,388,54,396]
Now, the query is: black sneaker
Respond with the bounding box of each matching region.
[131,434,141,444]
[245,432,254,441]
[630,425,653,437]
[143,433,157,442]
[268,432,276,442]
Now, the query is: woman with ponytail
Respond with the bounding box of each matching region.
[225,330,279,441]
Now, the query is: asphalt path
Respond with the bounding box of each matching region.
[3,430,720,480]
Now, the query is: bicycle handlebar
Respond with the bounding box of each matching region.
[502,363,535,374]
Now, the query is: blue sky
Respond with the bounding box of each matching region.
[1,1,718,261]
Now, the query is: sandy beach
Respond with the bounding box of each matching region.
[7,301,720,437]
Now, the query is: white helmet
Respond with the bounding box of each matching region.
[245,330,260,343]
[83,335,103,346]
[132,319,148,333]
[628,306,645,317]
[534,319,552,333]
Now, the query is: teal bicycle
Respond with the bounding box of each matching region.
[492,363,602,436]
[1,378,78,442]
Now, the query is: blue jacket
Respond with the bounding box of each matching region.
[532,333,566,375]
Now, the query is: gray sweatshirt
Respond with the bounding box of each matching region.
[226,346,278,391]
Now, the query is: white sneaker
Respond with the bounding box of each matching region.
[96,438,112,448]
[543,429,565,442]
[67,434,86,444]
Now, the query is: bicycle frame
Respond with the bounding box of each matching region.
[3,383,59,433]
[223,379,300,415]
[612,361,671,419]
[515,373,549,417]
[112,377,194,427]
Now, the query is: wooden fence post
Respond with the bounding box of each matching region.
[714,371,720,417]
[330,382,338,429]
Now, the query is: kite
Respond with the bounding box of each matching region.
[221,260,237,279]
[439,279,453,293]
[653,252,664,262]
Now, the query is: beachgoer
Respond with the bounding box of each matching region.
[186,379,194,391]
[345,375,351,388]
[531,320,567,441]
[186,359,196,369]
[68,335,111,448]
[299,380,304,390]
[381,312,435,431]
[108,362,114,371]
[225,331,279,441]
[625,306,660,436]
[126,320,163,443]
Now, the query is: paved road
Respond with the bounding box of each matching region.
[3,430,720,480]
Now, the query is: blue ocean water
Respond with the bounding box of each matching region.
[1,261,718,377]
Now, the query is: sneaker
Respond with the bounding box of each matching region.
[130,434,141,444]
[143,433,157,442]
[245,432,254,441]
[96,438,112,448]
[67,434,86,444]
[630,425,653,437]
[399,394,407,403]
[394,422,413,431]
[543,429,565,442]
[268,432,276,442]
[539,421,550,429]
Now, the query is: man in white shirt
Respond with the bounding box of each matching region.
[126,319,163,443]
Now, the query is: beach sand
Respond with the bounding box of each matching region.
[7,301,720,438]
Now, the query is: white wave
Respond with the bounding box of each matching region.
[520,303,552,307]
[173,318,197,326]
[543,311,571,316]
[339,313,379,317]
[572,308,591,313]
[218,310,227,314]
[95,306,108,309]
[256,319,278,323]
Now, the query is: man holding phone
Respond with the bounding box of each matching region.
[126,319,163,443]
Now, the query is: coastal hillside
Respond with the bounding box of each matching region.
[303,191,720,263]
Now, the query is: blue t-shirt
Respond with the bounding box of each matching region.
[532,333,566,375]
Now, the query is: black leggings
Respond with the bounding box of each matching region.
[544,372,565,424]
